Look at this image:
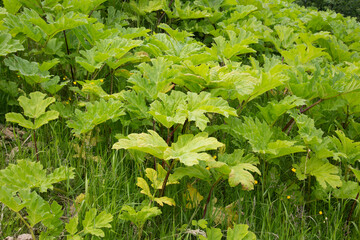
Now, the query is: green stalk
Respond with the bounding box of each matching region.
[138,224,144,240]
[16,212,36,240]
[33,129,39,162]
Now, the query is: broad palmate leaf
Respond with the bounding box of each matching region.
[149,91,237,130]
[4,56,54,84]
[6,92,59,130]
[293,157,342,188]
[83,208,113,237]
[330,130,360,164]
[227,223,256,240]
[164,132,224,166]
[0,32,24,56]
[119,205,161,228]
[113,131,223,166]
[0,159,75,193]
[215,150,260,190]
[113,130,168,159]
[67,99,125,135]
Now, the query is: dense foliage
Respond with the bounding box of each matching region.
[1,0,360,239]
[296,0,360,20]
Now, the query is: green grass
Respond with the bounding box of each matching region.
[1,121,359,239]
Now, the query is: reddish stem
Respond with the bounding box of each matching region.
[202,177,223,218]
[282,99,323,133]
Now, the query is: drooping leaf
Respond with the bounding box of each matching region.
[293,157,342,189]
[266,140,306,159]
[228,164,260,190]
[185,91,237,130]
[154,196,176,207]
[289,111,324,146]
[0,32,24,56]
[333,181,360,199]
[184,183,204,209]
[257,95,306,125]
[164,132,224,166]
[112,130,168,159]
[351,167,360,182]
[145,164,179,190]
[216,150,260,190]
[0,186,25,212]
[5,113,34,129]
[136,177,152,198]
[172,165,212,181]
[67,98,125,135]
[21,190,54,227]
[41,76,68,95]
[4,56,52,84]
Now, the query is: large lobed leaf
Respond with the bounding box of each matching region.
[113,131,224,166]
[0,159,75,193]
[164,132,224,166]
[149,91,237,130]
[67,98,125,135]
[113,130,168,159]
[293,157,342,189]
[0,32,24,56]
[119,205,161,228]
[83,208,113,237]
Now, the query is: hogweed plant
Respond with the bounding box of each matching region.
[5,92,59,161]
[2,0,360,239]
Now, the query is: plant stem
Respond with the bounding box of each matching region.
[345,192,359,236]
[138,224,144,240]
[157,0,175,25]
[202,176,223,218]
[282,98,323,133]
[159,160,176,197]
[63,30,76,82]
[343,105,350,129]
[33,130,39,162]
[16,212,36,240]
[166,124,180,145]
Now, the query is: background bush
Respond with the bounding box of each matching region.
[296,0,360,19]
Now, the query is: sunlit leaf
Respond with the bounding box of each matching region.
[293,157,342,188]
[164,132,224,166]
